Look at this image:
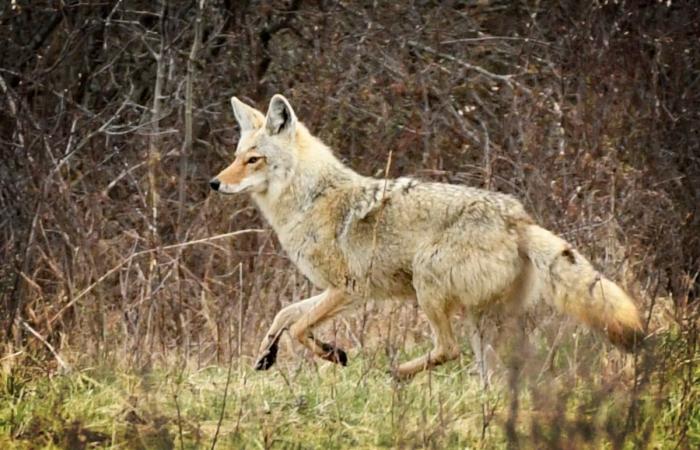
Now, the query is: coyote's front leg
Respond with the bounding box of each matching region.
[255,292,324,370]
[288,288,351,366]
[255,289,350,370]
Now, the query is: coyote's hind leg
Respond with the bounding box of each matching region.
[466,316,500,387]
[393,296,460,380]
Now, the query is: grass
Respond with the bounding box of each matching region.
[0,335,698,449]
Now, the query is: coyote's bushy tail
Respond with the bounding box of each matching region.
[522,225,644,351]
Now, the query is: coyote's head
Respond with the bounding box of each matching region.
[210,94,299,196]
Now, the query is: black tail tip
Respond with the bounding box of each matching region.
[611,327,646,353]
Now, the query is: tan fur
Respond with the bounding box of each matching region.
[522,226,644,350]
[211,94,645,381]
[215,150,253,185]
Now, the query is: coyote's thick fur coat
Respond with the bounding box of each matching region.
[210,94,644,380]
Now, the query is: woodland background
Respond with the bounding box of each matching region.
[0,1,698,448]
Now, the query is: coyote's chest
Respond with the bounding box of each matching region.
[262,178,419,296]
[277,212,348,290]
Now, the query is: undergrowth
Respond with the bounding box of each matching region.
[1,333,697,449]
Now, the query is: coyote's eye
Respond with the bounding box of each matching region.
[246,156,262,165]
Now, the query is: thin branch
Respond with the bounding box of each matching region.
[179,0,205,237]
[211,327,235,450]
[50,88,134,176]
[327,97,427,135]
[407,40,532,96]
[441,36,551,46]
[47,229,267,326]
[18,318,71,373]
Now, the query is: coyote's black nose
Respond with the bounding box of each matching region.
[209,178,220,191]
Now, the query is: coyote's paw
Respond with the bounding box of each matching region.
[254,332,283,371]
[388,367,414,384]
[319,342,348,366]
[254,345,278,370]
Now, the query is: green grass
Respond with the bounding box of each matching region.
[0,342,697,449]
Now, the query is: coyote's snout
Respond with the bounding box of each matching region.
[210,94,644,381]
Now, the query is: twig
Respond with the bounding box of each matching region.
[480,120,491,189]
[441,36,551,46]
[211,333,235,450]
[101,161,146,196]
[179,0,205,236]
[0,74,24,147]
[172,361,188,450]
[536,324,563,382]
[50,90,134,176]
[0,351,24,362]
[142,3,168,354]
[18,318,71,373]
[327,97,427,135]
[407,40,532,96]
[237,262,244,363]
[361,150,393,354]
[4,198,41,338]
[173,389,185,450]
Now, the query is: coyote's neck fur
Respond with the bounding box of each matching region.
[251,127,361,233]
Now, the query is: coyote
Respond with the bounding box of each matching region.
[210,94,643,381]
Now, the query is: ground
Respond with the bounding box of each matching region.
[1,335,697,449]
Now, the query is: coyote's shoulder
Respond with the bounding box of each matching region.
[210,94,644,380]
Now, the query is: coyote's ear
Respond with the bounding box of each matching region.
[265,94,297,138]
[230,96,265,132]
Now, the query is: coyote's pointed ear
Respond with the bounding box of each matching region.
[265,94,297,138]
[230,96,265,132]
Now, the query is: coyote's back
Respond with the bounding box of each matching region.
[210,94,644,380]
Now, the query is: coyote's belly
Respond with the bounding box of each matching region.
[276,204,416,299]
